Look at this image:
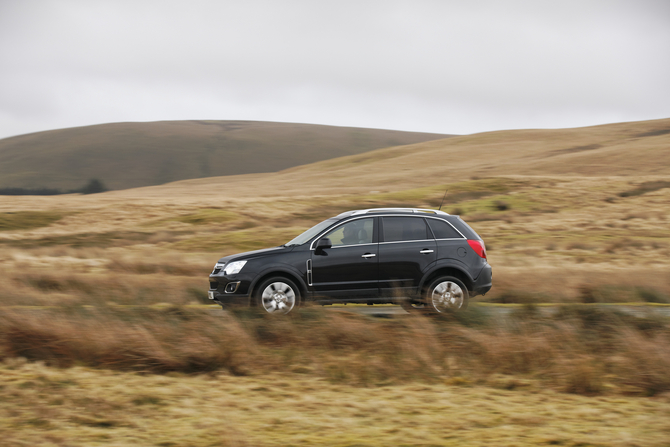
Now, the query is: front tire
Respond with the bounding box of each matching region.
[255,277,300,315]
[425,276,469,312]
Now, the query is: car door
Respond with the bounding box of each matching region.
[310,217,378,297]
[378,216,436,296]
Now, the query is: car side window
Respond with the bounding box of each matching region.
[382,217,430,242]
[323,218,374,246]
[426,219,463,239]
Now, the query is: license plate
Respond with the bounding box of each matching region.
[208,291,215,300]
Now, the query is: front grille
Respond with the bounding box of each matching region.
[209,281,218,290]
[212,268,222,274]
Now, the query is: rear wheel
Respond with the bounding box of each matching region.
[425,276,469,312]
[255,277,300,315]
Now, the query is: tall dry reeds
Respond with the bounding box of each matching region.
[1,268,211,307]
[0,307,256,375]
[0,305,668,395]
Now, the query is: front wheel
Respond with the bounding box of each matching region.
[255,277,300,315]
[425,276,469,312]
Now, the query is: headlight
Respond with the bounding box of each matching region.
[221,260,247,275]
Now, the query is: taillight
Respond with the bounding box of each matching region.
[467,239,487,259]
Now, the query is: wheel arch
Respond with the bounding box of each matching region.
[420,266,474,295]
[249,268,307,306]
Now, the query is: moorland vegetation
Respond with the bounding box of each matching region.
[1,118,669,446]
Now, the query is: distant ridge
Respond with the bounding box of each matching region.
[0,121,451,191]
[124,117,670,201]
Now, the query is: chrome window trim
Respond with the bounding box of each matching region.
[424,216,467,240]
[379,239,434,245]
[378,238,464,245]
[328,243,377,249]
[308,213,466,250]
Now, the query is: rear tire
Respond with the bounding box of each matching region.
[425,276,469,312]
[255,277,300,315]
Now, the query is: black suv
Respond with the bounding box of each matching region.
[208,208,491,314]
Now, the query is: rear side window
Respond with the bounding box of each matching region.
[426,219,463,239]
[447,216,481,240]
[382,217,430,242]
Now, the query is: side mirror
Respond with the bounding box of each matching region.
[315,238,332,250]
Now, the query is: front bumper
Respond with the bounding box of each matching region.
[207,289,249,307]
[208,272,253,307]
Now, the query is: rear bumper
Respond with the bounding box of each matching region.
[471,264,492,297]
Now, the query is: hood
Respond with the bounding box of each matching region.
[217,246,291,264]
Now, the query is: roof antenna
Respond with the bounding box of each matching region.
[438,188,449,211]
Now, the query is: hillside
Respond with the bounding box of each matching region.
[0,120,450,191]
[105,117,670,200]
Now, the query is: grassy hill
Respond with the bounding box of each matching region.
[0,120,450,191]
[112,117,670,200]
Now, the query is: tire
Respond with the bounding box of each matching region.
[425,276,469,312]
[255,277,300,315]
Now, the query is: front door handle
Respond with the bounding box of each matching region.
[419,249,434,254]
[361,253,376,258]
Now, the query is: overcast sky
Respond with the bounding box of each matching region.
[1,0,669,139]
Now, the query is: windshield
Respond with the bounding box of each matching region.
[284,218,338,246]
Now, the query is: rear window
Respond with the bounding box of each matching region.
[426,219,463,239]
[446,216,481,240]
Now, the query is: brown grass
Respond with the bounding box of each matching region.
[3,361,668,447]
[1,305,668,396]
[0,118,669,405]
[0,307,256,375]
[1,119,670,444]
[0,211,66,231]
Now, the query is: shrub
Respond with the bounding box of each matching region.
[618,181,670,198]
[494,200,509,211]
[636,288,670,304]
[79,179,108,194]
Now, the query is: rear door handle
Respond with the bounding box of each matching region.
[419,249,434,254]
[361,253,376,258]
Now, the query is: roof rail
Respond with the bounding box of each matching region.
[351,208,449,216]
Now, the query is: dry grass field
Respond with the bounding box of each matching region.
[2,359,669,447]
[1,118,669,445]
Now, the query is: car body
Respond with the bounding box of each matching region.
[208,208,492,313]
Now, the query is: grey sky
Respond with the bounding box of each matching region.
[1,0,669,139]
